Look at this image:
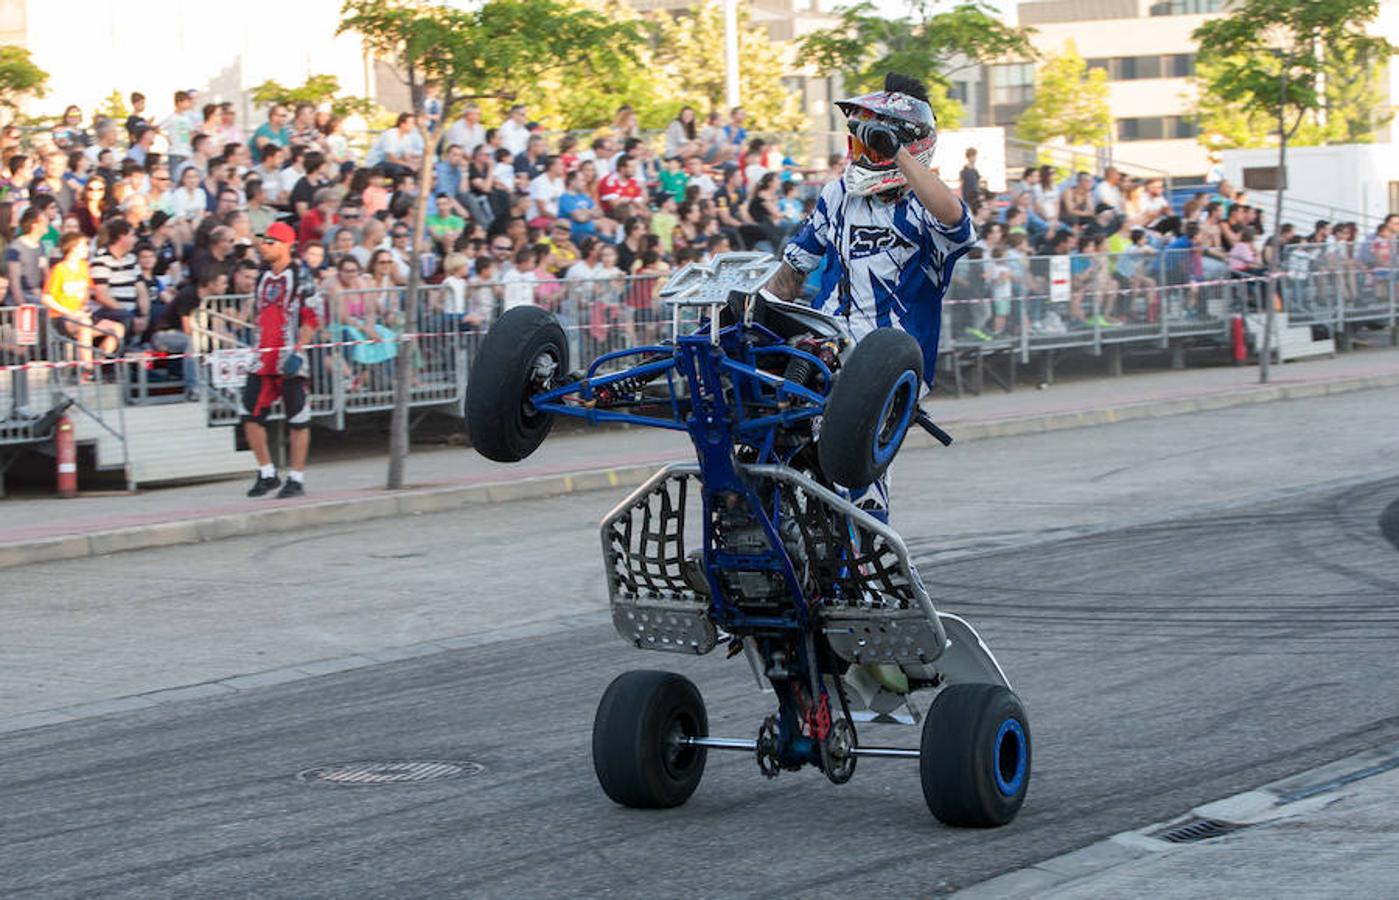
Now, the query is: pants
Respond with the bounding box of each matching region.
[239,373,309,427]
[151,330,197,392]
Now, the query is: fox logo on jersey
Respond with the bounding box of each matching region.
[848,225,912,259]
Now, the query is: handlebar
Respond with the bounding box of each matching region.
[914,409,953,447]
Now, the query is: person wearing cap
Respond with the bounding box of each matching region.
[240,221,323,499]
[764,72,974,521]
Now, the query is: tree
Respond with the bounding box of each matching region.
[338,0,641,489]
[249,74,376,119]
[1194,5,1393,150]
[1194,0,1392,383]
[0,46,48,118]
[802,1,1035,129]
[1194,55,1274,150]
[658,1,806,135]
[96,90,129,124]
[1015,41,1111,148]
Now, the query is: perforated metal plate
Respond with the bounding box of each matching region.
[657,252,783,307]
[297,760,485,785]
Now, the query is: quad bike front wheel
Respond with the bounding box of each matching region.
[466,305,569,462]
[818,328,923,490]
[593,670,708,809]
[920,683,1031,827]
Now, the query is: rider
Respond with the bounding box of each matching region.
[764,72,975,516]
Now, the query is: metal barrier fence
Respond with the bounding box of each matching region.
[937,242,1398,366]
[1,306,48,446]
[5,238,1395,440]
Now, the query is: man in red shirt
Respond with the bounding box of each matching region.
[296,188,338,252]
[596,156,644,216]
[240,222,323,498]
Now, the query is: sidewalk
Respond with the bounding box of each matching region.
[4,347,1399,569]
[958,745,1399,898]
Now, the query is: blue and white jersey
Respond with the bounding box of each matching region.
[782,178,975,384]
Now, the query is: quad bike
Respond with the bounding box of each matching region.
[466,253,1029,826]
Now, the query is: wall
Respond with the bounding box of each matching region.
[1222,144,1399,231]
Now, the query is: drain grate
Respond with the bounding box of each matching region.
[297,760,485,785]
[1153,817,1247,844]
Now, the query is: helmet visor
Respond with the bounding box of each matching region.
[845,108,897,167]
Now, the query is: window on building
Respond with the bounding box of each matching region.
[949,80,969,104]
[1086,58,1110,74]
[1243,166,1286,191]
[1112,55,1163,80]
[1117,117,1166,141]
[1149,0,1224,15]
[1390,182,1399,215]
[1168,54,1196,77]
[991,63,1035,105]
[1166,116,1199,139]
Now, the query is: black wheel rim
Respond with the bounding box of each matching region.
[521,345,561,426]
[663,708,702,780]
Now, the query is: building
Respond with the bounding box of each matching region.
[988,0,1227,180]
[991,0,1399,183]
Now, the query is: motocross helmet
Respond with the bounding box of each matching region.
[835,72,938,198]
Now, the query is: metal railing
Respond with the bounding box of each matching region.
[44,313,130,480]
[1,306,49,447]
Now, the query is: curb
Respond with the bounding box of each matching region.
[953,743,1399,898]
[2,369,1397,571]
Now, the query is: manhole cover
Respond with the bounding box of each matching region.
[297,760,485,785]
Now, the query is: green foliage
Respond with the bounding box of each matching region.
[249,74,376,119]
[656,1,806,135]
[96,90,129,124]
[802,1,1035,128]
[1015,41,1111,147]
[0,46,48,112]
[1193,0,1392,149]
[340,0,643,134]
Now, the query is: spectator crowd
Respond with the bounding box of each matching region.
[955,154,1399,340]
[0,89,820,417]
[2,87,1397,423]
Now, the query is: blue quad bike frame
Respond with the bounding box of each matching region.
[466,253,1030,826]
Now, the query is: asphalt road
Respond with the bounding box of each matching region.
[2,472,1397,897]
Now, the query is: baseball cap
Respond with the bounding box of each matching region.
[264,222,296,244]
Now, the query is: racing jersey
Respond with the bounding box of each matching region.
[252,262,321,375]
[782,178,975,384]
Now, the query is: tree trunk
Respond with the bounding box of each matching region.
[386,127,441,489]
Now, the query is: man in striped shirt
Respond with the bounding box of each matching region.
[90,219,142,342]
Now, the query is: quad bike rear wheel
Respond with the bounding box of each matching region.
[466,306,569,462]
[919,683,1031,827]
[593,670,708,808]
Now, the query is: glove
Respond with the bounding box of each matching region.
[280,349,306,377]
[856,121,901,161]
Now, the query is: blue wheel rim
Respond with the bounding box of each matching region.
[993,718,1027,797]
[872,370,918,467]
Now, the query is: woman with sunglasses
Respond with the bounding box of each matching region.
[764,71,975,522]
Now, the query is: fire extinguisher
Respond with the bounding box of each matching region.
[56,415,77,498]
[1231,314,1247,366]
